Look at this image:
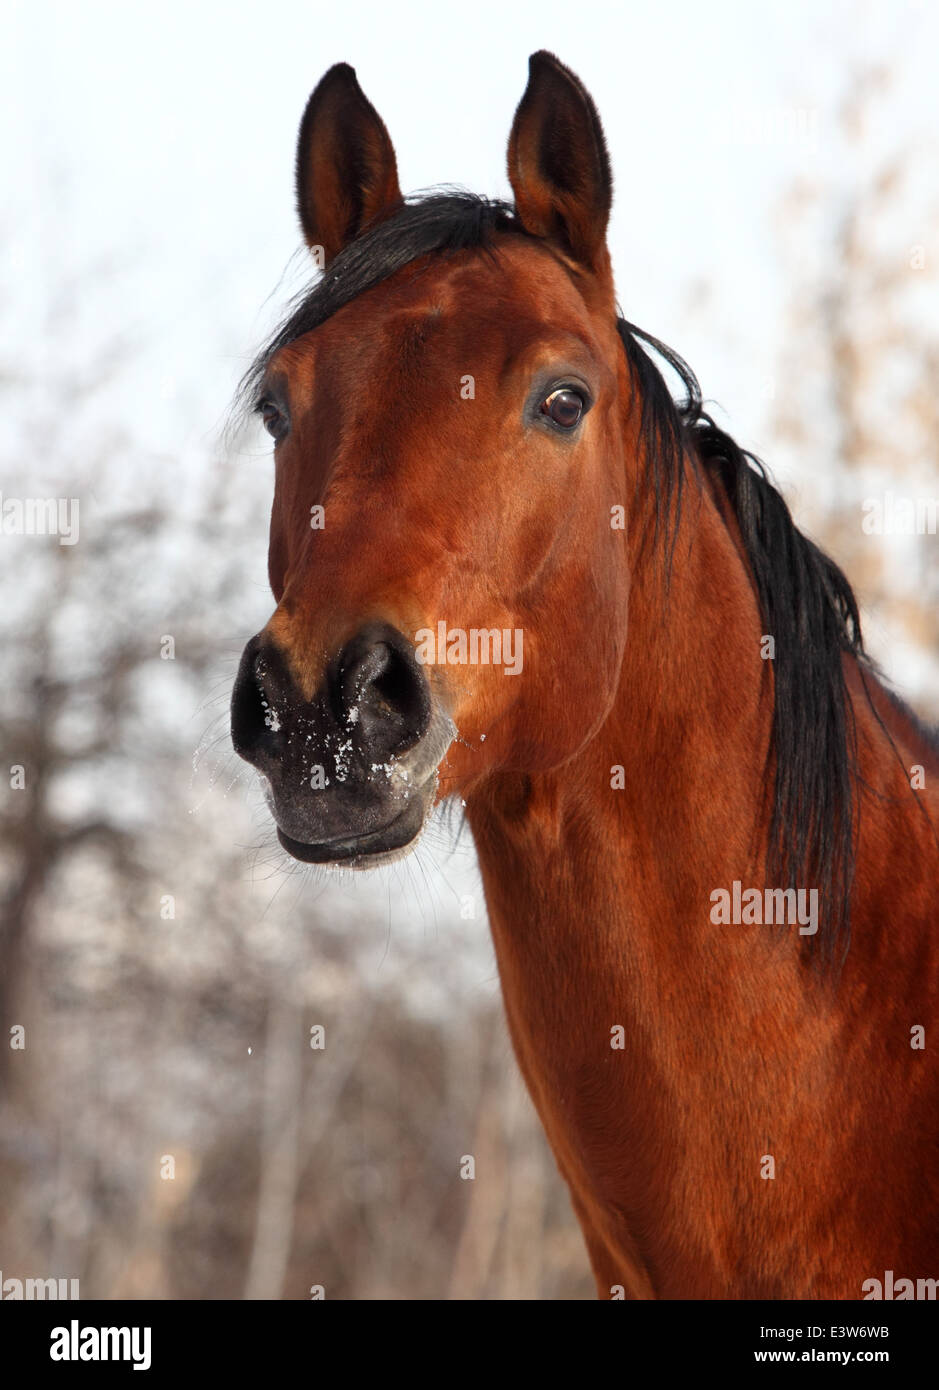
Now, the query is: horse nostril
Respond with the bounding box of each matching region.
[231,638,288,762]
[335,627,431,756]
[345,642,394,703]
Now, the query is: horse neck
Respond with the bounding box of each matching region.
[470,468,785,1004]
[464,470,926,1296]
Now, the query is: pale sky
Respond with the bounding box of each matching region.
[3,0,934,450]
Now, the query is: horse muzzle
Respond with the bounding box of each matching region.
[230,621,452,865]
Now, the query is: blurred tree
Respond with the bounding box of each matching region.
[770,64,939,712]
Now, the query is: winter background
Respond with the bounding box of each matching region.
[1,0,936,1298]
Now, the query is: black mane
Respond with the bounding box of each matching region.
[617,321,865,966]
[239,190,893,965]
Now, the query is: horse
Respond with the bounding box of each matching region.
[230,51,939,1299]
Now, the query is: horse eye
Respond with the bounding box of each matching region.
[541,387,585,429]
[260,400,288,441]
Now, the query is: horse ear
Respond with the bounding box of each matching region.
[295,63,403,264]
[507,52,612,274]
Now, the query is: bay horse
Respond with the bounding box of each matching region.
[230,52,939,1299]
